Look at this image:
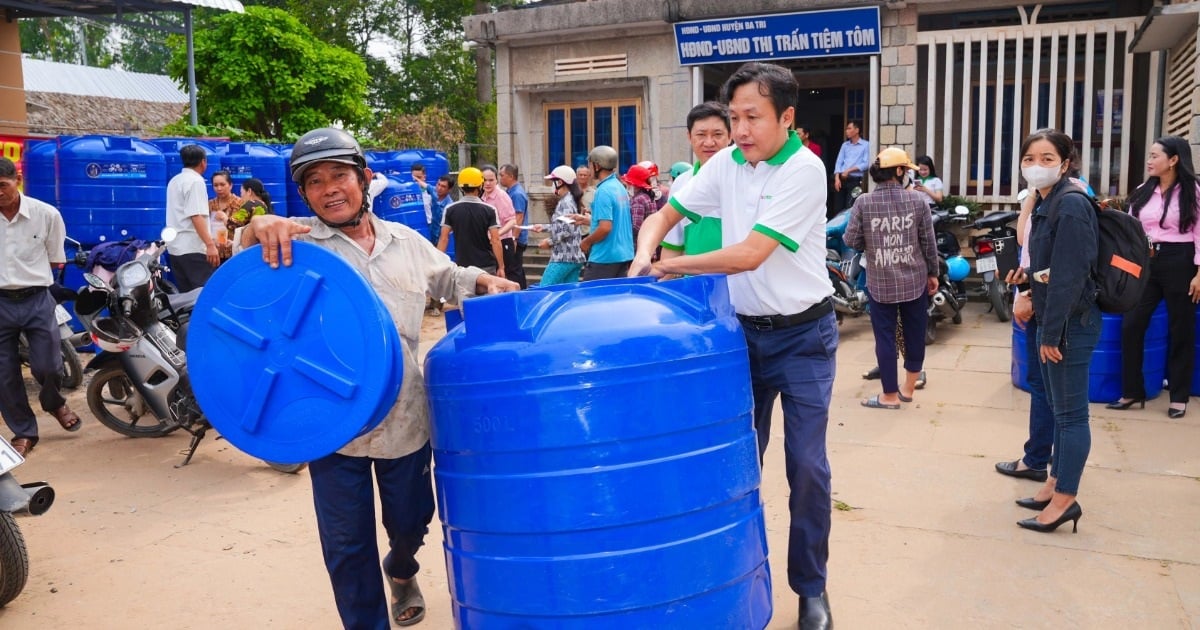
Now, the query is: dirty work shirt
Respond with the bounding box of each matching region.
[166,168,210,256]
[236,214,483,460]
[842,181,938,304]
[668,131,830,315]
[588,172,634,264]
[663,163,722,256]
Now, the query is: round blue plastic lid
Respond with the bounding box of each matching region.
[189,241,402,464]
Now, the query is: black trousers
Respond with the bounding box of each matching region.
[836,176,863,214]
[1120,242,1196,403]
[0,289,65,441]
[168,252,216,293]
[501,238,527,289]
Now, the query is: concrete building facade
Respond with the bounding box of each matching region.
[466,0,1196,217]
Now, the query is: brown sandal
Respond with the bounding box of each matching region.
[52,405,81,432]
[10,437,34,457]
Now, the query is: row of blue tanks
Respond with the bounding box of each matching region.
[24,135,448,247]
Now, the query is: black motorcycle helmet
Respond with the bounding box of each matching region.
[290,127,371,228]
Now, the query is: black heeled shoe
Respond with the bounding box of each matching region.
[1015,497,1051,511]
[1105,398,1145,410]
[1017,502,1082,533]
[1168,406,1186,419]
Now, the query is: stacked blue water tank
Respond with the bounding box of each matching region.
[275,144,308,218]
[57,135,167,245]
[372,175,427,234]
[217,142,289,217]
[148,138,221,199]
[417,149,450,182]
[23,139,57,207]
[392,149,423,180]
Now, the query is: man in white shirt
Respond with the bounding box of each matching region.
[631,62,837,630]
[165,144,219,291]
[0,157,79,456]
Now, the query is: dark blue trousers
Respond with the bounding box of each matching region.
[1038,305,1101,496]
[745,311,838,598]
[867,294,928,394]
[309,443,435,630]
[1021,315,1053,471]
[0,290,65,442]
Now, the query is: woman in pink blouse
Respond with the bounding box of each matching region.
[1109,136,1200,418]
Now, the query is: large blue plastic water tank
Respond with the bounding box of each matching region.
[23,139,57,207]
[1011,303,1166,402]
[57,135,167,245]
[217,142,289,217]
[148,138,221,199]
[365,150,393,175]
[425,275,772,628]
[393,149,423,179]
[372,175,427,234]
[275,144,308,218]
[417,149,450,181]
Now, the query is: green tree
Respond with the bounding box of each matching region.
[20,17,115,67]
[166,6,370,139]
[116,16,172,74]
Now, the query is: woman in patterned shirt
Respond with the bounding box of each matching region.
[533,165,587,285]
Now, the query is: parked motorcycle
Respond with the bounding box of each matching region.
[926,206,972,344]
[0,435,55,607]
[76,230,304,473]
[826,205,869,320]
[970,209,1020,322]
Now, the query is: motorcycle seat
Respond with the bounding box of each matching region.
[165,289,201,313]
[974,210,1020,230]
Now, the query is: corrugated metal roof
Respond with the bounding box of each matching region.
[22,57,188,103]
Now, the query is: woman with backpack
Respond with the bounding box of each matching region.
[1015,128,1100,534]
[1109,136,1200,419]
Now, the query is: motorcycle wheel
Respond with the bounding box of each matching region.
[59,339,83,390]
[925,318,937,345]
[266,462,308,474]
[87,367,179,438]
[0,512,29,608]
[988,280,1011,322]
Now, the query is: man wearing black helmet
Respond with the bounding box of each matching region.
[238,127,518,629]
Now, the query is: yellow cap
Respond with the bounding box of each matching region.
[877,147,919,170]
[457,167,484,188]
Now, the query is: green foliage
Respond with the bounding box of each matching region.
[376,106,464,154]
[20,17,115,67]
[167,6,370,139]
[115,16,172,74]
[157,120,264,142]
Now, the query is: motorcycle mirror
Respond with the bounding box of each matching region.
[83,273,110,290]
[954,205,970,216]
[160,227,178,243]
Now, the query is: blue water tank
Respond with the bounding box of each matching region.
[372,175,427,234]
[217,142,289,217]
[24,139,57,207]
[393,149,423,180]
[275,144,308,218]
[148,138,221,199]
[425,274,772,628]
[417,149,450,181]
[57,135,167,245]
[1012,302,1166,403]
[365,150,393,175]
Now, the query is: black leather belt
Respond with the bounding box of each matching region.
[0,286,46,301]
[737,298,833,331]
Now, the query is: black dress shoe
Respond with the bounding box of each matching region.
[1105,398,1145,410]
[798,592,832,630]
[994,459,1048,482]
[1015,497,1051,511]
[1017,502,1082,533]
[862,366,880,380]
[1168,406,1186,419]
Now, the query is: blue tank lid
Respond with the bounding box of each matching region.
[188,241,403,464]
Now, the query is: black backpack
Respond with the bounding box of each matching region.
[1056,189,1150,313]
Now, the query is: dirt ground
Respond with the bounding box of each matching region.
[0,303,1197,629]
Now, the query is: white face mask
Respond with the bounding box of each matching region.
[1022,163,1064,189]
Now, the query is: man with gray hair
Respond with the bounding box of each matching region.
[578,145,634,280]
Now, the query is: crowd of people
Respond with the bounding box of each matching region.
[4,55,1198,629]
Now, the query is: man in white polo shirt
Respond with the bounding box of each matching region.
[630,62,836,630]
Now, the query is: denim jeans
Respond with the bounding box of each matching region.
[1037,303,1101,495]
[745,311,839,598]
[1021,315,1054,471]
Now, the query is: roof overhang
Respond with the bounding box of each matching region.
[1129,2,1200,54]
[0,0,244,33]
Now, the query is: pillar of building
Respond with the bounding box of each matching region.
[877,6,917,156]
[0,19,26,136]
